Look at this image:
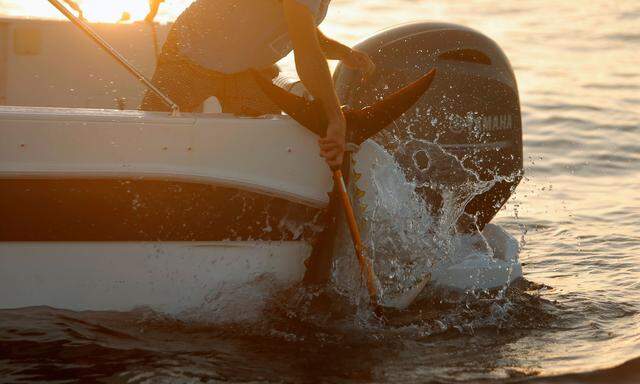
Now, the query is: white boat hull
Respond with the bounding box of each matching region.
[0,106,329,312]
[0,241,309,313]
[0,230,521,313]
[0,106,523,312]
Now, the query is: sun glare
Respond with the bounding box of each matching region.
[2,0,188,23]
[80,1,150,23]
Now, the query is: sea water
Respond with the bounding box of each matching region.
[1,0,639,383]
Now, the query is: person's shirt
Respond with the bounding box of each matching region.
[174,0,330,74]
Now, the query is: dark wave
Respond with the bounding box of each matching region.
[523,356,640,384]
[604,33,640,42]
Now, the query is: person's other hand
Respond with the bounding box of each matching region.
[343,49,376,78]
[319,114,347,169]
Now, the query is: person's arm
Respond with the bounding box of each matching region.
[282,0,345,168]
[316,29,352,60]
[145,0,164,23]
[317,29,375,76]
[63,0,84,19]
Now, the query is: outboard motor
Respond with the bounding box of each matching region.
[334,22,523,231]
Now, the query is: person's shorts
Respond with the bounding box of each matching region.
[140,30,280,116]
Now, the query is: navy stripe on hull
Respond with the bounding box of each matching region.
[0,179,325,242]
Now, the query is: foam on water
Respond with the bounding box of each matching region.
[329,139,521,310]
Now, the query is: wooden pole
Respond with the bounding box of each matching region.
[332,170,382,316]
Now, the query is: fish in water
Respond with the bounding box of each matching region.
[251,68,437,144]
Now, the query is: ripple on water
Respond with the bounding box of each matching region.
[1,0,640,382]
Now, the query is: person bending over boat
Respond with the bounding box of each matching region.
[140,0,375,168]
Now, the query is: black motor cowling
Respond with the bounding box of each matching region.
[334,22,523,230]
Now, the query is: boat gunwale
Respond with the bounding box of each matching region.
[0,105,293,125]
[0,105,330,208]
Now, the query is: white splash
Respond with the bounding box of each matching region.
[330,140,522,308]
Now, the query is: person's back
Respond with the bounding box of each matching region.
[174,0,329,74]
[141,0,331,115]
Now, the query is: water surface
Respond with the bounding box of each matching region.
[1,0,639,383]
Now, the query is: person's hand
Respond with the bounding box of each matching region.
[319,113,346,169]
[342,49,376,79]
